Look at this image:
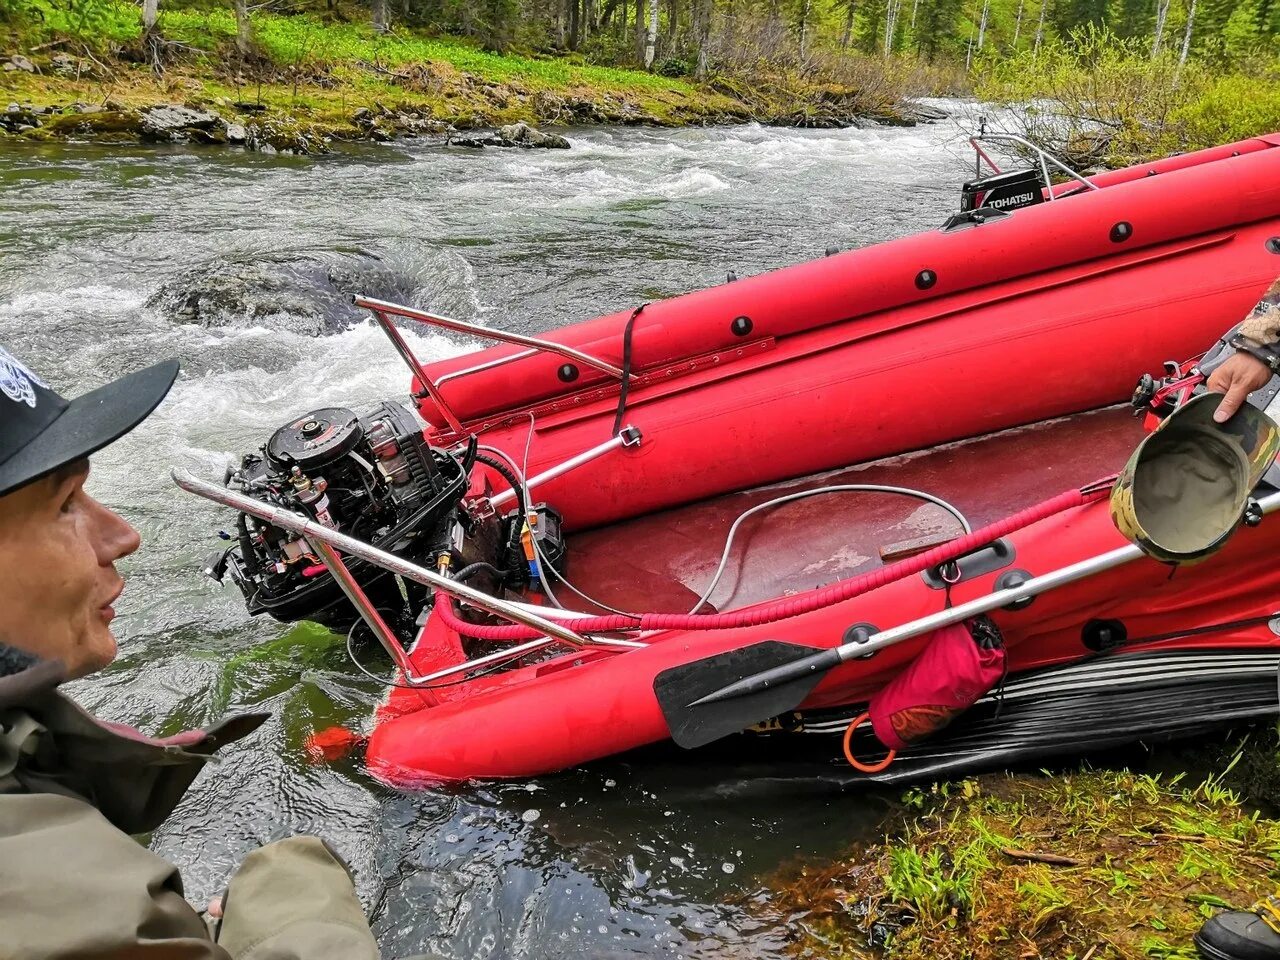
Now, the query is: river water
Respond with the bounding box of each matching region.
[0,107,981,958]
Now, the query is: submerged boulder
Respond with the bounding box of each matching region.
[147,250,420,335]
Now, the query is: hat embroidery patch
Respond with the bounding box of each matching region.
[0,347,45,408]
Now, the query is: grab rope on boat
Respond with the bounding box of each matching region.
[434,479,1116,640]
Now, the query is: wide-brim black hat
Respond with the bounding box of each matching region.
[0,347,179,498]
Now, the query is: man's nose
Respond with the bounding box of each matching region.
[91,495,141,564]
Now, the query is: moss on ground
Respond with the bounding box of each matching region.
[765,735,1280,960]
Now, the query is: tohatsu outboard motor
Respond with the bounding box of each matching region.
[960,167,1046,213]
[210,401,473,631]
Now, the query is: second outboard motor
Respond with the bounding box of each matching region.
[960,167,1046,213]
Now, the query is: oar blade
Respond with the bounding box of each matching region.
[653,640,827,749]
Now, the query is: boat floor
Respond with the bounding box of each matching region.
[559,406,1147,615]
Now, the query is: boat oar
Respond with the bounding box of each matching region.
[653,488,1280,749]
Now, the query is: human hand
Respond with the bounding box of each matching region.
[1207,352,1273,422]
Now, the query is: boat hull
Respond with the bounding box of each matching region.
[367,409,1280,785]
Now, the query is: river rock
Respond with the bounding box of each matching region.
[498,122,569,148]
[0,104,43,133]
[390,113,449,136]
[905,101,950,123]
[244,117,328,155]
[225,122,247,144]
[148,251,417,334]
[140,104,223,143]
[5,55,35,73]
[451,122,569,149]
[37,109,144,141]
[50,53,84,77]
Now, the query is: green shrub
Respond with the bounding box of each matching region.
[654,55,689,76]
[976,23,1280,165]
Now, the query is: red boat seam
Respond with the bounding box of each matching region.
[433,481,1114,641]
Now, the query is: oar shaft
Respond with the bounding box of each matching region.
[837,544,1135,662]
[841,488,1280,663]
[692,489,1280,706]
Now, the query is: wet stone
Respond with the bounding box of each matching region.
[140,104,223,143]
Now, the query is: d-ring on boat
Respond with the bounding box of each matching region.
[179,130,1280,785]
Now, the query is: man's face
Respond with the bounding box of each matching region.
[0,460,141,679]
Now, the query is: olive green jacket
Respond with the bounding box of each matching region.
[0,655,382,960]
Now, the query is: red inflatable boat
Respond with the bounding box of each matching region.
[185,132,1280,785]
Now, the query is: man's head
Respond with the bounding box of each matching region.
[0,347,178,679]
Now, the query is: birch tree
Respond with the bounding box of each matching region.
[976,0,990,50]
[1179,0,1197,66]
[643,0,658,69]
[1013,0,1024,47]
[884,0,902,55]
[232,0,254,55]
[1151,0,1171,56]
[1033,0,1047,57]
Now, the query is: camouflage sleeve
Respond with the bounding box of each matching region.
[1237,278,1280,345]
[0,792,228,960]
[213,836,381,960]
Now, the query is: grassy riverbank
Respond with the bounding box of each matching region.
[0,1,952,149]
[764,732,1280,960]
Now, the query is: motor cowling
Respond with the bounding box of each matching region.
[960,167,1046,213]
[219,401,469,631]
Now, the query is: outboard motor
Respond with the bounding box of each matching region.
[960,167,1046,213]
[210,401,473,631]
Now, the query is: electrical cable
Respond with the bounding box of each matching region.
[479,429,643,617]
[687,484,973,613]
[452,561,510,583]
[432,481,1112,640]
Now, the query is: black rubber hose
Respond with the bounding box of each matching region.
[236,513,261,577]
[474,452,527,551]
[453,561,510,583]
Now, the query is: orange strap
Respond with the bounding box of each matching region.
[842,711,898,774]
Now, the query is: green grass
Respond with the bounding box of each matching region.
[763,742,1280,960]
[19,0,694,92]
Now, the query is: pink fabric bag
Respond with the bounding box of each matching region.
[868,619,1007,752]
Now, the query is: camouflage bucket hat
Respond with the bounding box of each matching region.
[1111,392,1280,564]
